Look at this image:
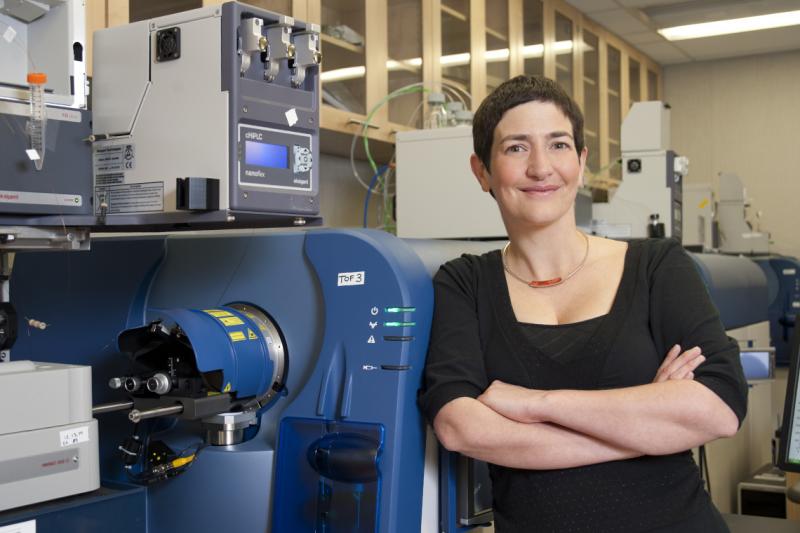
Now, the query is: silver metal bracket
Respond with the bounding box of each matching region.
[0,226,90,252]
[264,16,294,82]
[290,24,321,88]
[239,17,266,75]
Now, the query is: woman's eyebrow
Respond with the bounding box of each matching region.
[498,131,574,143]
[547,131,574,140]
[498,133,531,143]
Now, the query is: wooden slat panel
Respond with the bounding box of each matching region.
[292,0,307,20]
[620,51,629,119]
[572,17,581,107]
[305,0,321,25]
[366,0,388,123]
[542,0,555,80]
[470,0,486,110]
[424,0,441,94]
[508,0,523,77]
[85,0,106,77]
[639,60,647,101]
[107,0,130,27]
[598,37,609,172]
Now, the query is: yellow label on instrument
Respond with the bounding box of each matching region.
[248,328,258,340]
[204,309,234,318]
[220,316,244,326]
[229,331,246,342]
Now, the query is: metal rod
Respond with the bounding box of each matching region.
[92,401,134,415]
[128,404,184,424]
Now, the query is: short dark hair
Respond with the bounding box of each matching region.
[472,75,585,171]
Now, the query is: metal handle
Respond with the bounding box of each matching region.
[128,404,184,423]
[92,400,134,415]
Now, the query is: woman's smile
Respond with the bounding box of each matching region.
[519,184,561,197]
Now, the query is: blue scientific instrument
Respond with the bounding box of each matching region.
[2,229,433,533]
[754,256,800,366]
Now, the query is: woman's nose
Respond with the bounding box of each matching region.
[526,147,554,179]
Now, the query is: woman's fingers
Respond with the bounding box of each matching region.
[655,345,704,382]
[654,344,682,382]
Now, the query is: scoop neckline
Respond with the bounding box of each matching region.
[500,241,633,328]
[488,240,642,377]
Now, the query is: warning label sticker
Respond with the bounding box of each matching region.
[95,182,163,214]
[94,144,136,174]
[204,309,234,318]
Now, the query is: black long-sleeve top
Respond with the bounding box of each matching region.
[418,238,748,532]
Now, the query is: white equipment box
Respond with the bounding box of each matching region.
[0,360,99,511]
[395,127,507,239]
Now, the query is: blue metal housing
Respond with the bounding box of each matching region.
[753,256,800,366]
[8,229,432,533]
[690,252,768,330]
[142,306,275,398]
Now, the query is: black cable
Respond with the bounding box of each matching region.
[698,445,711,498]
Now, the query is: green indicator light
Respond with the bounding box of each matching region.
[383,321,416,327]
[384,307,417,313]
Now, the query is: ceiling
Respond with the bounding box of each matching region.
[565,0,800,64]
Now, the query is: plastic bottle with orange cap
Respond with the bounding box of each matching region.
[27,72,47,171]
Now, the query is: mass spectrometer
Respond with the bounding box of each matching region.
[592,101,688,240]
[2,229,433,533]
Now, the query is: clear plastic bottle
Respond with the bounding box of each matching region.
[453,109,473,126]
[445,101,464,126]
[27,72,47,171]
[425,92,448,129]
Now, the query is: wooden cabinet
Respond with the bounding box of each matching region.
[86,0,662,160]
[581,29,600,177]
[485,0,510,96]
[388,0,425,129]
[318,0,367,116]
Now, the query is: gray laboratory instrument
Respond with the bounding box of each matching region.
[0,361,99,511]
[592,101,688,239]
[90,2,322,228]
[0,0,92,222]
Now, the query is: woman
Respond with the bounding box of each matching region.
[418,75,747,532]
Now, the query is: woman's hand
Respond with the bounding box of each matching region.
[477,380,547,423]
[653,344,705,383]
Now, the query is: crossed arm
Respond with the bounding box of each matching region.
[433,345,740,470]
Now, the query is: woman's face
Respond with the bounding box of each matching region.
[471,100,587,230]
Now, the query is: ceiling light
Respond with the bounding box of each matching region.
[658,9,800,41]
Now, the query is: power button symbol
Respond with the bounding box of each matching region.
[370,307,379,316]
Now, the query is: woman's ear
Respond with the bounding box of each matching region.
[470,153,492,193]
[578,146,588,185]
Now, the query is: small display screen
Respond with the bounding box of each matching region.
[245,141,288,169]
[740,349,773,380]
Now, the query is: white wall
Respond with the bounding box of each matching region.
[663,50,800,258]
